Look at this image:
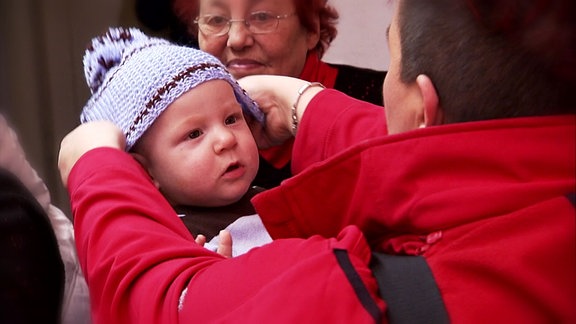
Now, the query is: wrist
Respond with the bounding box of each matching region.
[291,82,325,135]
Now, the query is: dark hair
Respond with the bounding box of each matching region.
[135,0,197,47]
[171,0,339,57]
[397,0,576,123]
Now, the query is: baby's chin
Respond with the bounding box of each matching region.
[206,194,245,207]
[176,185,251,208]
[218,182,254,205]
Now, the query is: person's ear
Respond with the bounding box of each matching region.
[306,16,321,51]
[416,74,441,127]
[130,152,161,189]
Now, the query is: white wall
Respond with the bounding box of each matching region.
[323,0,394,71]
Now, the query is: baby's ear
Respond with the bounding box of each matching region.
[130,152,160,189]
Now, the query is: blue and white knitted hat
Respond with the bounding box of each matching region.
[81,27,264,150]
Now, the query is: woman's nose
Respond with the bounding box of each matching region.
[226,21,255,50]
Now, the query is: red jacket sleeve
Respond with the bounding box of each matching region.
[292,89,387,174]
[68,148,384,323]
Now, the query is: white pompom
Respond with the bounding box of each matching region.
[83,27,149,93]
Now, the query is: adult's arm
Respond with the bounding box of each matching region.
[291,89,387,173]
[239,75,387,174]
[61,122,385,323]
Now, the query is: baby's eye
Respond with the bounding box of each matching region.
[188,129,203,139]
[225,115,238,125]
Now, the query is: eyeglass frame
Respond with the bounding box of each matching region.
[193,11,297,37]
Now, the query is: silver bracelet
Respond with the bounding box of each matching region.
[291,82,326,135]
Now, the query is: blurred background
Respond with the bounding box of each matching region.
[0,0,391,215]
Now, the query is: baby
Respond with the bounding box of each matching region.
[80,27,271,256]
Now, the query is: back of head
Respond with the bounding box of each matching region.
[397,0,576,124]
[0,169,64,324]
[81,27,262,151]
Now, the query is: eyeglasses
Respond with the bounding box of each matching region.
[194,11,296,37]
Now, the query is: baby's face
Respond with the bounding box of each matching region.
[136,80,259,207]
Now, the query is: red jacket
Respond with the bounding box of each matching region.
[253,90,576,323]
[69,149,384,323]
[69,89,575,323]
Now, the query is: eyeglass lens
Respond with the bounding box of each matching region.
[196,12,291,36]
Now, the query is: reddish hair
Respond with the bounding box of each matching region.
[172,0,339,57]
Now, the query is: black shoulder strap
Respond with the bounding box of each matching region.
[333,249,383,323]
[370,253,449,324]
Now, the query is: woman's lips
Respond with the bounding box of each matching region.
[226,59,263,71]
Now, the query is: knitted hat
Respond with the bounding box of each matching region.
[81,27,264,150]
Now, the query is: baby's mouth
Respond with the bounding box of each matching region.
[225,163,240,173]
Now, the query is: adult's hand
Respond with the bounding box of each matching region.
[58,121,126,187]
[239,75,324,149]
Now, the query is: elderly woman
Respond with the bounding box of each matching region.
[136,0,387,187]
